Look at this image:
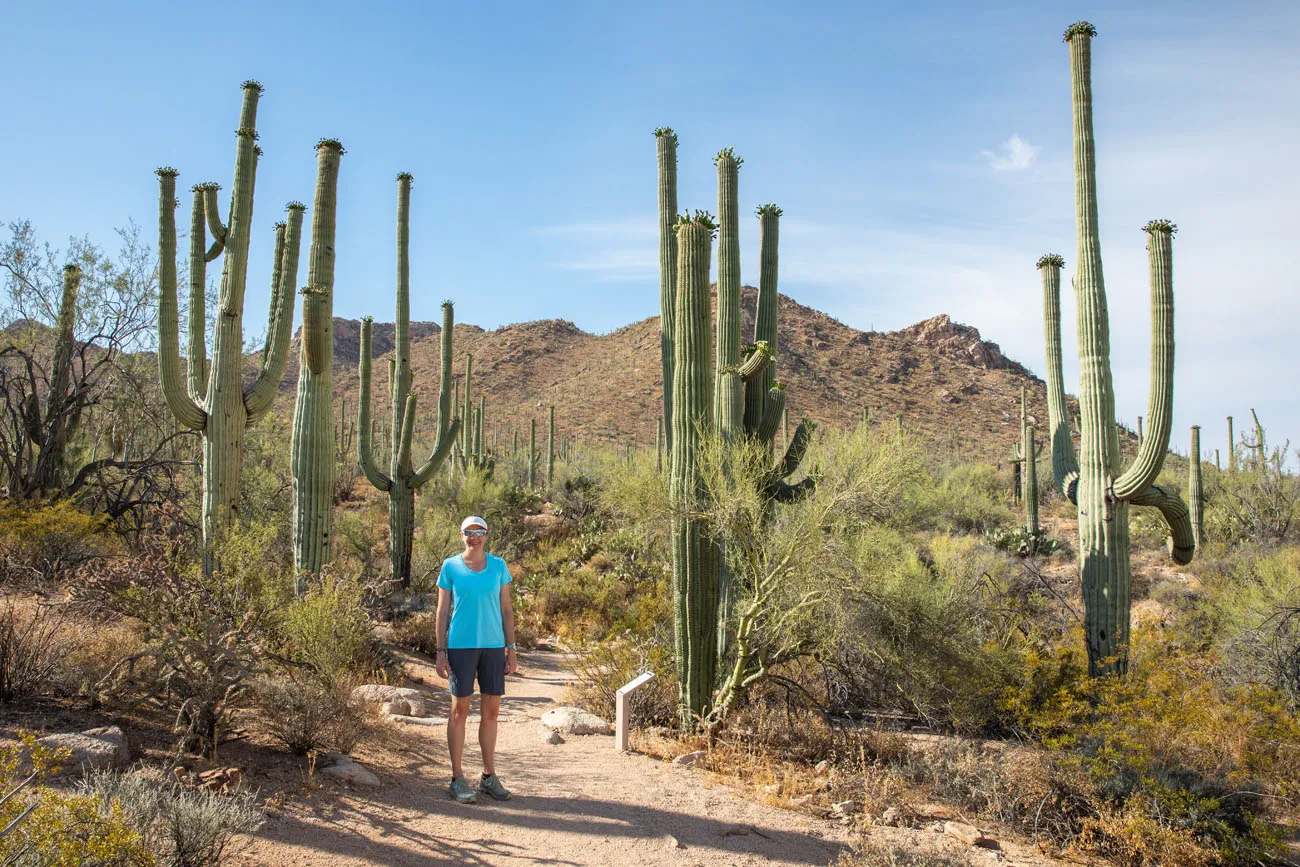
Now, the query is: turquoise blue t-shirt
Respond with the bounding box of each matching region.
[437,553,512,649]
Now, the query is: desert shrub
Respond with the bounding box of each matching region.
[250,677,368,755]
[0,738,156,866]
[826,529,1023,731]
[57,618,146,702]
[983,524,1058,557]
[1207,546,1300,704]
[1203,450,1300,545]
[0,499,115,584]
[568,633,678,727]
[79,767,263,866]
[392,610,438,656]
[0,594,75,702]
[113,525,282,757]
[274,568,377,689]
[910,463,1013,534]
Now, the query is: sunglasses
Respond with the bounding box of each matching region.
[462,528,488,537]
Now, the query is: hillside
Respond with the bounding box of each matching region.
[265,286,1096,468]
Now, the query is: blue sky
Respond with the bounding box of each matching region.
[3,1,1298,460]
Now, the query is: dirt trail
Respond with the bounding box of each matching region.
[237,652,854,866]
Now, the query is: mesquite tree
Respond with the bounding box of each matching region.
[357,175,461,587]
[1041,22,1195,676]
[156,81,303,573]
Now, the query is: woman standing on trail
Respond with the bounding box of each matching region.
[435,515,518,804]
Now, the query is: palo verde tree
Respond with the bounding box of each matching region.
[156,81,304,572]
[1041,21,1194,677]
[357,174,461,587]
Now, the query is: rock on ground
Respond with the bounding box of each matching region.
[539,706,612,735]
[35,726,129,777]
[317,754,380,788]
[351,684,429,717]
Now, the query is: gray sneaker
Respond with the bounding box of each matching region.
[449,776,476,804]
[478,772,512,801]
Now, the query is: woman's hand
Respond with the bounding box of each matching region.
[435,650,449,680]
[505,648,518,676]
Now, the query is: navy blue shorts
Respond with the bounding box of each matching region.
[446,647,506,698]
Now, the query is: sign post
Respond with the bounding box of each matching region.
[615,671,655,751]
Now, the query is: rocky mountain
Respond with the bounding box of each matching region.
[266,286,1095,467]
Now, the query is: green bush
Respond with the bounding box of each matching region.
[250,677,368,755]
[275,568,377,689]
[908,463,1013,534]
[0,499,115,583]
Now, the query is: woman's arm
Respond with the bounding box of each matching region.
[435,586,452,678]
[500,582,517,676]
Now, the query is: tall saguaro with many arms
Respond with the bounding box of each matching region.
[156,81,304,573]
[291,139,344,577]
[1042,22,1195,676]
[357,174,461,587]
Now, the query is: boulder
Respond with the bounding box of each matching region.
[318,755,380,788]
[539,726,564,745]
[943,820,999,850]
[539,707,612,735]
[522,513,573,540]
[673,750,707,767]
[351,684,429,717]
[36,726,129,777]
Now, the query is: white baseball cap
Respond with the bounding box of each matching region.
[460,515,488,531]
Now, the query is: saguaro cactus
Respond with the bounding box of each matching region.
[1016,385,1044,548]
[1227,416,1236,471]
[156,81,303,572]
[357,175,462,586]
[1042,22,1195,677]
[547,405,556,486]
[671,211,720,724]
[291,139,344,577]
[656,128,679,454]
[1189,425,1203,548]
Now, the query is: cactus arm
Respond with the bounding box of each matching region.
[1188,425,1203,549]
[755,385,786,444]
[356,318,393,492]
[395,395,416,473]
[1113,221,1176,499]
[767,477,816,503]
[187,186,212,400]
[300,139,342,376]
[432,301,455,448]
[714,149,744,440]
[201,184,227,261]
[410,416,461,488]
[154,168,207,432]
[244,202,306,421]
[1130,484,1195,565]
[656,128,678,454]
[1038,253,1077,502]
[745,205,781,438]
[771,417,815,481]
[736,342,772,381]
[218,88,260,319]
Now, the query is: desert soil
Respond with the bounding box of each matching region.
[235,651,1064,866]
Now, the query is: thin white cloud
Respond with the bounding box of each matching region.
[980,135,1040,172]
[534,218,656,280]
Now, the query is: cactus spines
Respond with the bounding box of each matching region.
[291,139,342,577]
[656,127,679,455]
[671,213,720,724]
[156,84,303,573]
[357,179,461,586]
[1054,23,1194,676]
[1189,425,1203,548]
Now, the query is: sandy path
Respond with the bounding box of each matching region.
[237,652,852,866]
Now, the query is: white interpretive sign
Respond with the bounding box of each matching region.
[614,671,656,751]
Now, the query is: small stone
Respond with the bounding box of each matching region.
[881,807,903,827]
[791,794,818,809]
[813,759,831,776]
[943,820,998,849]
[387,715,448,727]
[319,757,380,788]
[673,750,707,767]
[663,834,683,850]
[539,726,564,745]
[539,707,612,735]
[832,800,856,816]
[762,784,779,794]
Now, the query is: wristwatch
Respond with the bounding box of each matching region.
[506,643,517,650]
